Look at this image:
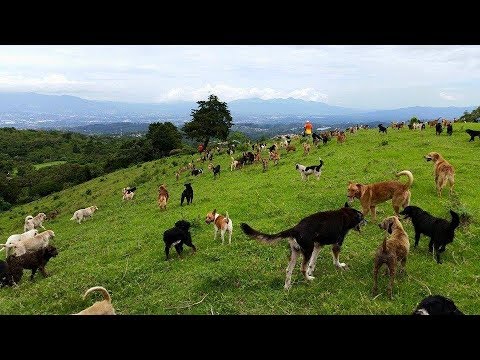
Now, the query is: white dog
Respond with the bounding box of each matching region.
[1,229,38,257]
[295,159,324,180]
[24,213,47,232]
[1,230,54,257]
[70,206,99,224]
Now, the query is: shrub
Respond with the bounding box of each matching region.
[85,189,92,196]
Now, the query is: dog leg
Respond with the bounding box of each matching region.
[165,245,171,260]
[228,230,232,245]
[30,268,37,281]
[400,257,407,275]
[370,206,377,221]
[414,232,421,247]
[373,261,380,296]
[285,246,300,290]
[332,244,347,269]
[40,266,48,278]
[221,229,225,245]
[213,227,218,242]
[305,244,322,280]
[428,239,434,253]
[388,264,395,299]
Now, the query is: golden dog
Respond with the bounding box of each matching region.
[373,216,410,299]
[74,286,116,315]
[424,152,455,197]
[157,184,169,210]
[347,170,413,220]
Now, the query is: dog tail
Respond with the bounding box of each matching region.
[396,170,413,188]
[449,210,460,230]
[225,211,230,224]
[83,286,112,304]
[319,159,324,167]
[240,223,295,244]
[70,215,76,221]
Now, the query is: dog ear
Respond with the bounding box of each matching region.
[387,222,393,234]
[213,209,216,214]
[344,202,350,208]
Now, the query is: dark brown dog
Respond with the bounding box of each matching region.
[373,216,409,299]
[240,203,366,290]
[347,170,413,221]
[6,244,58,283]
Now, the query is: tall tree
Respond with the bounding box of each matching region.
[182,94,233,149]
[146,121,182,157]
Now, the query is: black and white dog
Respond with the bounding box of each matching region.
[378,124,387,133]
[413,295,464,315]
[191,168,203,176]
[295,159,324,180]
[181,183,193,205]
[163,220,196,260]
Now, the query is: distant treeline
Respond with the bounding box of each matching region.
[0,123,197,210]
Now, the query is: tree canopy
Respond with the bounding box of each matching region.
[459,106,480,122]
[182,94,233,149]
[146,121,182,157]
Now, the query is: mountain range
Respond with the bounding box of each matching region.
[0,92,476,128]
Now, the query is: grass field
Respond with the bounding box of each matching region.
[33,161,67,170]
[1,123,479,315]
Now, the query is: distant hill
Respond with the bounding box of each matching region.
[0,92,477,128]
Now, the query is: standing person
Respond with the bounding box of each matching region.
[304,120,313,139]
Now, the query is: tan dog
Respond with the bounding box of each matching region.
[347,170,413,220]
[262,158,268,172]
[337,132,346,143]
[285,144,296,152]
[157,184,169,210]
[424,152,455,197]
[373,216,410,299]
[24,213,47,232]
[70,206,98,224]
[269,151,280,165]
[205,209,233,245]
[74,286,116,315]
[303,142,311,155]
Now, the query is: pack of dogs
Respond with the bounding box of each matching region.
[1,123,472,314]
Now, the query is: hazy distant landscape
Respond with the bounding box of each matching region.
[0,92,476,137]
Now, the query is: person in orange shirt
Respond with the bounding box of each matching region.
[304,120,313,138]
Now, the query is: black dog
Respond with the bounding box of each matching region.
[240,202,366,289]
[211,164,221,179]
[378,124,387,133]
[399,205,459,264]
[413,295,464,315]
[446,123,453,135]
[466,129,480,142]
[163,220,196,260]
[435,123,443,135]
[0,260,14,287]
[181,183,193,206]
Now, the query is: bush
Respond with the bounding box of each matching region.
[85,189,92,196]
[0,197,12,212]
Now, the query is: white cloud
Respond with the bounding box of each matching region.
[439,92,457,101]
[157,84,328,103]
[0,73,86,89]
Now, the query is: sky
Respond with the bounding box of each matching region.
[0,45,479,109]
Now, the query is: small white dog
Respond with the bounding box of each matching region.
[70,206,99,224]
[295,159,324,180]
[24,213,47,232]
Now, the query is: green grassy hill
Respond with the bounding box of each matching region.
[1,124,479,315]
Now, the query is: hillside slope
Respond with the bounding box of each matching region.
[0,124,479,315]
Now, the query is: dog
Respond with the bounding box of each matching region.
[0,260,14,287]
[24,213,47,232]
[303,142,311,155]
[240,202,366,290]
[446,123,453,135]
[163,220,196,260]
[412,295,464,315]
[466,129,480,142]
[157,184,169,210]
[181,183,193,206]
[399,205,459,264]
[230,157,242,171]
[191,168,203,176]
[45,209,60,220]
[347,170,413,220]
[378,124,387,133]
[337,132,346,143]
[70,206,98,224]
[295,159,323,181]
[424,152,455,197]
[1,229,38,257]
[435,123,443,135]
[122,186,136,200]
[6,244,58,282]
[1,230,55,257]
[205,209,233,245]
[285,144,296,152]
[262,158,268,172]
[269,151,280,165]
[74,286,116,315]
[373,216,410,299]
[208,163,221,179]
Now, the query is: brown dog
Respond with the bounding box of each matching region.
[424,152,455,197]
[74,286,116,315]
[337,132,346,143]
[303,142,311,155]
[373,216,409,299]
[347,170,413,221]
[285,144,296,152]
[157,184,169,210]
